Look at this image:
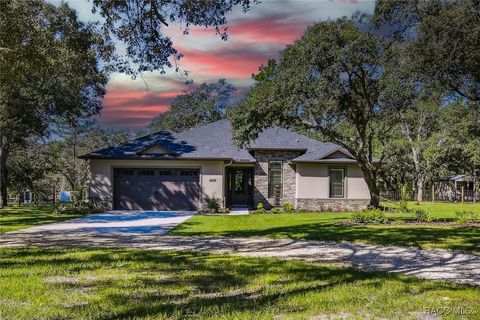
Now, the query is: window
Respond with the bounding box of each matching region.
[158,169,175,176]
[329,168,345,198]
[137,169,155,176]
[268,160,283,197]
[115,168,134,176]
[179,170,199,177]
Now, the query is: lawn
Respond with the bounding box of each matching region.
[0,248,478,320]
[171,202,480,253]
[0,205,86,233]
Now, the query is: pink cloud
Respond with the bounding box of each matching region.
[99,89,183,128]
[179,47,271,78]
[188,13,309,46]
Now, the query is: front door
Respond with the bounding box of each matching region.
[226,168,254,207]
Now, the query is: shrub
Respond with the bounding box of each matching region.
[218,207,230,214]
[413,209,431,222]
[351,210,388,224]
[204,196,220,213]
[254,202,266,214]
[455,210,478,223]
[270,207,282,214]
[283,202,294,213]
[53,201,103,215]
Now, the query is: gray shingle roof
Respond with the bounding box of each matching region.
[80,119,359,163]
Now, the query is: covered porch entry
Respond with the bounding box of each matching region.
[225,167,254,208]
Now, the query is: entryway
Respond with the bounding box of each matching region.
[225,167,254,208]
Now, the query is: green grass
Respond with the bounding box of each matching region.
[171,203,480,253]
[0,205,86,233]
[0,248,478,319]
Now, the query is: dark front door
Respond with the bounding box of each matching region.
[226,168,254,207]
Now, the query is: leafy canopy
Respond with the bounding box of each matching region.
[149,79,236,133]
[92,0,258,76]
[375,0,480,103]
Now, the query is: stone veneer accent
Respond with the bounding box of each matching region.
[253,150,301,209]
[296,198,370,212]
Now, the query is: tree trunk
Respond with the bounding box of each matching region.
[0,146,8,207]
[411,146,426,202]
[359,163,380,208]
[416,174,425,202]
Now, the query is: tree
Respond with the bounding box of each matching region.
[92,0,257,76]
[7,122,129,203]
[0,0,109,206]
[398,97,444,201]
[375,0,480,103]
[7,140,54,204]
[229,18,400,208]
[45,122,129,191]
[149,79,236,132]
[374,0,480,200]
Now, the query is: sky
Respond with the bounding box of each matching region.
[54,0,375,131]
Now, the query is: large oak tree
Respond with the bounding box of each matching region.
[229,18,403,208]
[0,0,109,206]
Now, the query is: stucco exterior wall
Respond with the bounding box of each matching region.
[88,159,225,209]
[346,165,371,199]
[296,163,370,200]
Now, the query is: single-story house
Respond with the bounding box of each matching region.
[80,119,371,211]
[434,174,478,202]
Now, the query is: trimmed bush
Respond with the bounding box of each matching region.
[254,202,266,214]
[53,201,103,215]
[270,208,282,214]
[413,209,431,222]
[351,210,388,224]
[283,202,295,213]
[204,196,220,213]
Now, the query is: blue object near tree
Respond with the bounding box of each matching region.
[59,191,72,202]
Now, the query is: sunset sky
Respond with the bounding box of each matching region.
[56,0,375,130]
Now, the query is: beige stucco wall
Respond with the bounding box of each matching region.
[88,159,225,207]
[296,163,370,200]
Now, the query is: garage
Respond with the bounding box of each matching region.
[113,168,200,211]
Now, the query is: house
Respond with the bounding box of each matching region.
[80,119,371,211]
[434,174,478,202]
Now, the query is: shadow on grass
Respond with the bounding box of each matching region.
[172,220,480,253]
[0,248,471,319]
[0,205,86,232]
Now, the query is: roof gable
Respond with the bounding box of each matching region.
[138,144,174,155]
[322,149,355,160]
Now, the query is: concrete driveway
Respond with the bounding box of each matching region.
[14,211,196,235]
